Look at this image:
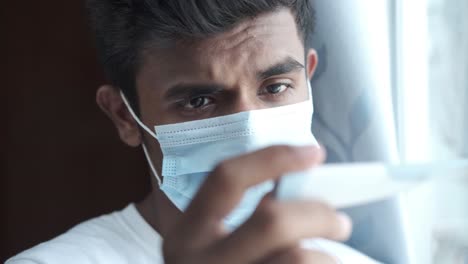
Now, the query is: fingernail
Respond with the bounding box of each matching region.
[337,212,353,239]
[298,145,321,156]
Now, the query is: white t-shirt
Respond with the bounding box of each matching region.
[6,204,381,264]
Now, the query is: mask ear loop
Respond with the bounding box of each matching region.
[120,90,162,186]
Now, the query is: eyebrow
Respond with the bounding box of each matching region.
[164,83,225,100]
[258,57,305,80]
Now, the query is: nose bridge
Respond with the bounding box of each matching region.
[229,84,261,113]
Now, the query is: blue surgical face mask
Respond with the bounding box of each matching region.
[121,82,318,230]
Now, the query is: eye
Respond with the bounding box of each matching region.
[264,83,291,95]
[185,96,213,109]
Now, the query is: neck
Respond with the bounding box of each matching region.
[135,187,182,238]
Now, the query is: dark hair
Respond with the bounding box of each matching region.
[86,0,315,109]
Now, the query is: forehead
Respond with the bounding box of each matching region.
[137,9,304,90]
[195,8,303,57]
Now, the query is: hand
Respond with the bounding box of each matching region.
[163,145,352,264]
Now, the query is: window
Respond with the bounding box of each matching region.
[393,0,468,262]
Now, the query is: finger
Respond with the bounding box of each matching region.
[180,145,325,241]
[261,247,337,264]
[210,198,351,263]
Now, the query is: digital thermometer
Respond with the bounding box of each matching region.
[276,160,468,208]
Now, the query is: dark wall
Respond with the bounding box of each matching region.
[3,1,150,261]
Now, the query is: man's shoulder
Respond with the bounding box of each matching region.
[6,204,163,264]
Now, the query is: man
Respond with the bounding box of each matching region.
[7,1,379,263]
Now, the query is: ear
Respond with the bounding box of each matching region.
[96,85,142,147]
[306,49,319,81]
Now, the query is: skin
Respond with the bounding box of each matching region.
[97,9,352,264]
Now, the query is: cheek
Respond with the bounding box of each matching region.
[296,80,311,102]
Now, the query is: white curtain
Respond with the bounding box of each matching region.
[428,0,468,159]
[427,0,468,262]
[309,1,410,263]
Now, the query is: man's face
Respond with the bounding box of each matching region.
[98,8,317,176]
[137,9,316,126]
